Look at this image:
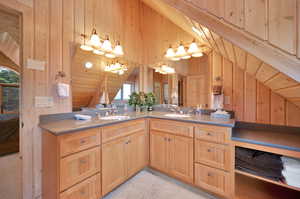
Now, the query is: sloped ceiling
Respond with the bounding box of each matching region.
[142,0,300,109]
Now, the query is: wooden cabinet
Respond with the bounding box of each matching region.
[60,174,101,199]
[169,135,194,183]
[43,128,101,199]
[150,123,194,184]
[126,131,148,177]
[102,131,148,195]
[150,131,169,173]
[195,163,231,197]
[102,137,127,195]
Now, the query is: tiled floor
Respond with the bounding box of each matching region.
[104,169,218,199]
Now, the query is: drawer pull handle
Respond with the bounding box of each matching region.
[207,172,213,177]
[207,132,212,136]
[168,138,172,142]
[207,149,212,152]
[80,159,87,164]
[80,139,87,144]
[164,137,168,141]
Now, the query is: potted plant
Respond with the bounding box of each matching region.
[145,92,156,111]
[128,92,140,111]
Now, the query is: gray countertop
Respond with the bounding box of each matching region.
[39,111,235,135]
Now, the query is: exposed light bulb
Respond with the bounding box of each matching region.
[80,44,93,51]
[102,36,113,52]
[165,46,175,58]
[89,29,102,47]
[188,40,200,54]
[85,62,93,69]
[118,70,124,75]
[161,65,175,74]
[93,49,105,55]
[176,43,187,57]
[105,53,116,59]
[113,41,124,56]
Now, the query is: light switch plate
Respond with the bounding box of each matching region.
[224,96,231,105]
[27,59,46,71]
[35,96,54,108]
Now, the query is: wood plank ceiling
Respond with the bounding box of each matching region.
[142,0,300,110]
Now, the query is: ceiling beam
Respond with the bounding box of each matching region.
[160,0,300,82]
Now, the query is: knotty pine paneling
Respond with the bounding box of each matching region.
[214,51,300,127]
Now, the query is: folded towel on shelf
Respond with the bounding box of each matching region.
[282,170,300,188]
[236,147,283,171]
[74,114,92,121]
[281,157,300,174]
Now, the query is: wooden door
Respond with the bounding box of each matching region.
[150,131,168,172]
[126,131,148,177]
[168,135,194,183]
[102,137,127,195]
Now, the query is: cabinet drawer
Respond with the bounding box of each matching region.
[150,119,194,138]
[195,163,231,197]
[60,174,101,199]
[60,147,101,191]
[195,125,230,144]
[195,140,230,171]
[59,128,101,157]
[102,119,146,143]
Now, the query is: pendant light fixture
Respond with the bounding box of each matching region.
[104,61,128,75]
[165,39,204,61]
[175,42,187,57]
[102,35,113,52]
[165,45,176,58]
[113,41,124,56]
[89,28,102,47]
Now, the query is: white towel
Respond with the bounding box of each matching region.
[74,114,92,121]
[282,170,300,188]
[281,157,300,174]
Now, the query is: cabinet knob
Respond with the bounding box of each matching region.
[79,159,87,164]
[80,138,87,144]
[164,137,168,141]
[207,172,213,177]
[207,132,212,136]
[168,138,172,142]
[207,149,212,152]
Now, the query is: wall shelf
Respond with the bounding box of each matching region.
[235,169,300,192]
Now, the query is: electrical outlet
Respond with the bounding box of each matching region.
[35,96,54,108]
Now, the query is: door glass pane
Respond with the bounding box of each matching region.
[123,84,132,100]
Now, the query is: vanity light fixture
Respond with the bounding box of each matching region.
[80,31,124,59]
[165,39,203,61]
[155,64,175,75]
[104,61,128,75]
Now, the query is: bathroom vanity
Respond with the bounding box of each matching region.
[40,112,300,199]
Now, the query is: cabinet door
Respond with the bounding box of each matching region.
[126,131,148,177]
[150,131,168,172]
[102,137,127,195]
[168,135,194,183]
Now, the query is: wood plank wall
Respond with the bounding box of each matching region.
[212,51,300,127]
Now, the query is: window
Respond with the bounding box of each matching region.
[113,83,134,101]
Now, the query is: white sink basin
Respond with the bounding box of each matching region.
[164,113,191,118]
[100,115,130,120]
